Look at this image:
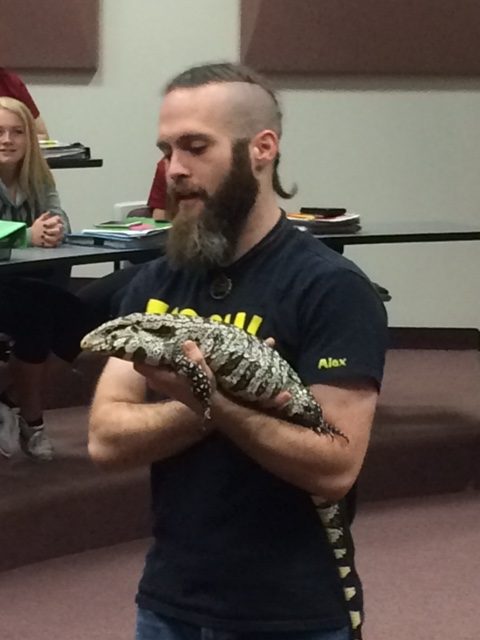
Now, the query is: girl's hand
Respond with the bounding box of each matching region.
[31,212,64,247]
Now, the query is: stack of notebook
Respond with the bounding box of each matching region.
[40,140,91,160]
[65,219,171,249]
[287,208,361,234]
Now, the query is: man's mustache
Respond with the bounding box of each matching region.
[168,187,209,201]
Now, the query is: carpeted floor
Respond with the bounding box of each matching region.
[355,491,480,640]
[0,491,478,640]
[0,407,151,572]
[1,347,479,638]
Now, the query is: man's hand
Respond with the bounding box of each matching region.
[134,340,216,418]
[31,212,64,247]
[261,337,291,410]
[133,338,291,416]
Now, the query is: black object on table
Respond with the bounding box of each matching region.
[47,157,103,169]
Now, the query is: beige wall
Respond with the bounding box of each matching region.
[22,0,480,327]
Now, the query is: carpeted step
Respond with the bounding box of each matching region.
[1,349,479,572]
[0,406,150,572]
[358,349,480,501]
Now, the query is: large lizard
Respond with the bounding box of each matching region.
[80,312,347,441]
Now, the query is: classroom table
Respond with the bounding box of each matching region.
[0,242,163,275]
[1,219,480,275]
[309,219,480,252]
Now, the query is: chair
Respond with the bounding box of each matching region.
[113,201,150,220]
[112,201,153,270]
[323,239,392,302]
[0,333,12,362]
[111,201,148,270]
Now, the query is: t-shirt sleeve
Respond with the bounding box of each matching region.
[117,262,156,316]
[295,269,388,389]
[147,159,167,210]
[9,72,40,119]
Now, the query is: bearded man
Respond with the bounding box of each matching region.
[88,63,388,640]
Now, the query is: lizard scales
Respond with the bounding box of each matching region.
[81,312,347,441]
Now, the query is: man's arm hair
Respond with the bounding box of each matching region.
[88,357,209,470]
[212,379,378,501]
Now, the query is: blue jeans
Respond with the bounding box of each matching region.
[135,608,350,640]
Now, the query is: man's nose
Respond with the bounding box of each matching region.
[167,152,190,180]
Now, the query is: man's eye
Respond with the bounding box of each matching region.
[190,145,206,155]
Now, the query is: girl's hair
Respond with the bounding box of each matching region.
[0,97,55,207]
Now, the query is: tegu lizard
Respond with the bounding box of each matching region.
[81,312,347,442]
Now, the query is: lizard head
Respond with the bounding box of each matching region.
[80,313,148,357]
[80,312,197,363]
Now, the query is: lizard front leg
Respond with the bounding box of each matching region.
[172,353,213,423]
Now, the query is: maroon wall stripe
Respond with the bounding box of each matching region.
[0,0,99,71]
[240,0,480,75]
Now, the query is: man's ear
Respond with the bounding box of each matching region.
[251,129,279,169]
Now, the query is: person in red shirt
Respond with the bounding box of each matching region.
[0,68,49,139]
[146,158,167,220]
[76,157,168,323]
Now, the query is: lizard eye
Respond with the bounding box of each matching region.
[156,326,176,338]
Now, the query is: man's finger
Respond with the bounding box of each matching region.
[264,337,275,348]
[274,391,291,409]
[182,340,203,363]
[259,390,292,411]
[134,362,175,382]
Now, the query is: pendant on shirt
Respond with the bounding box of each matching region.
[209,273,232,300]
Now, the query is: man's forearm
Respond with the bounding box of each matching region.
[211,392,352,501]
[88,399,207,470]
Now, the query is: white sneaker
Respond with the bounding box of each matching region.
[0,402,19,458]
[19,419,54,461]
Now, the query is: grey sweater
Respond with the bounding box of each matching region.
[0,178,71,245]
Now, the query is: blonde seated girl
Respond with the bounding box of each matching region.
[0,97,69,248]
[0,97,93,461]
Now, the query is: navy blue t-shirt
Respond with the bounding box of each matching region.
[120,215,388,633]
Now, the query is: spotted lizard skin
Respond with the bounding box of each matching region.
[81,312,347,440]
[81,312,363,638]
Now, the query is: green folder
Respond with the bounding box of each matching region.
[121,217,171,229]
[0,220,27,260]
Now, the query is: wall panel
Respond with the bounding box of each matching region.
[240,0,480,75]
[0,0,99,71]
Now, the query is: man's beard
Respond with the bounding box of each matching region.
[165,140,259,270]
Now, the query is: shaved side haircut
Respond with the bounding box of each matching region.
[164,62,296,199]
